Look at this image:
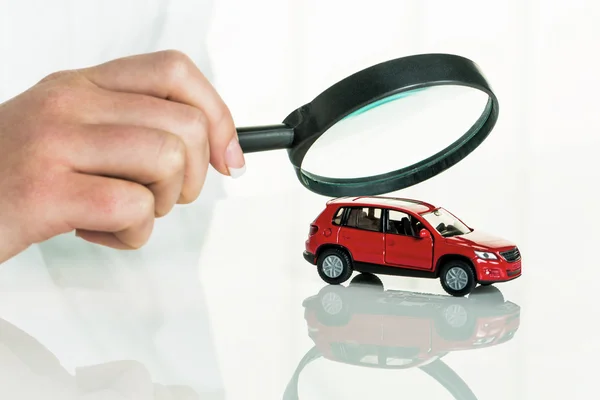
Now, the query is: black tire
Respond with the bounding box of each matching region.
[317,248,353,285]
[439,259,476,297]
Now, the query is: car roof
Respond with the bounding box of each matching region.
[327,196,437,214]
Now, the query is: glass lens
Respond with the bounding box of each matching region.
[300,85,490,179]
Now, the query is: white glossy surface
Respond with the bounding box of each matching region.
[0,255,526,400]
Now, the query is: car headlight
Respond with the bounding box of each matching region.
[475,250,498,260]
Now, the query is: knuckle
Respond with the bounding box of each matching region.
[154,208,168,218]
[180,181,202,204]
[136,189,156,218]
[128,231,152,250]
[99,181,154,220]
[154,194,175,218]
[156,133,186,178]
[180,152,209,205]
[127,240,146,250]
[186,108,208,131]
[93,185,123,220]
[120,189,154,249]
[157,49,192,84]
[185,109,210,143]
[39,70,87,88]
[39,70,73,83]
[126,186,155,225]
[179,185,200,204]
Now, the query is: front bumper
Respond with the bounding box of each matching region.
[303,251,316,265]
[476,258,522,283]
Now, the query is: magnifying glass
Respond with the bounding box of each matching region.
[236,53,499,197]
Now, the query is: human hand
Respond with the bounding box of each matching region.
[0,50,245,263]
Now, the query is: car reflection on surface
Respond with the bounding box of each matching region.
[284,273,520,399]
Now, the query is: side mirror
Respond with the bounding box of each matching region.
[419,229,430,239]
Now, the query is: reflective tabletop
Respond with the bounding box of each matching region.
[0,275,521,399]
[0,264,523,400]
[1,183,597,399]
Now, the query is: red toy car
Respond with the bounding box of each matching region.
[303,196,522,296]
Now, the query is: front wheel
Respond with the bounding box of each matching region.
[439,260,476,297]
[317,248,353,284]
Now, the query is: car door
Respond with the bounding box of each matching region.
[338,207,385,265]
[384,209,433,270]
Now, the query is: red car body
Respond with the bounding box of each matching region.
[303,196,522,296]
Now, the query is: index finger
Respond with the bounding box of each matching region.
[79,50,244,178]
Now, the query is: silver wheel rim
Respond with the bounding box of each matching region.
[322,255,344,278]
[321,292,343,314]
[444,304,468,327]
[446,267,469,291]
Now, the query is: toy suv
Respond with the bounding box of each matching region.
[303,196,522,296]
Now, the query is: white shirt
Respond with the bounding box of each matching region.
[0,0,225,396]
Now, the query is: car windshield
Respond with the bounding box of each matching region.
[421,208,471,237]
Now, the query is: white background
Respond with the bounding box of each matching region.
[0,0,599,399]
[204,0,599,399]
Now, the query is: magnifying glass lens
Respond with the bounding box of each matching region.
[236,54,499,196]
[300,85,490,180]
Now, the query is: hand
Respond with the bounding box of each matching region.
[0,50,246,263]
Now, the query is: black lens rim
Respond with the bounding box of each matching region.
[282,53,499,197]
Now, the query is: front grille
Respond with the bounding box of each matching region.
[500,247,521,262]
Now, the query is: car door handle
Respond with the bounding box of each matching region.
[389,240,395,246]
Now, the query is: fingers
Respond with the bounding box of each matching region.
[65,123,206,216]
[89,89,211,203]
[60,173,155,250]
[79,50,246,177]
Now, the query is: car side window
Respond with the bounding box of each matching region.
[387,210,423,237]
[332,207,345,225]
[345,207,382,232]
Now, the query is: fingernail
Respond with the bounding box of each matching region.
[225,137,246,178]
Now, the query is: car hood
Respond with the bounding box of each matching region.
[445,230,515,250]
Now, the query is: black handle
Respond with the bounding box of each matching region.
[236,124,295,153]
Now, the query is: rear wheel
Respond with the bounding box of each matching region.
[439,260,476,297]
[317,248,353,285]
